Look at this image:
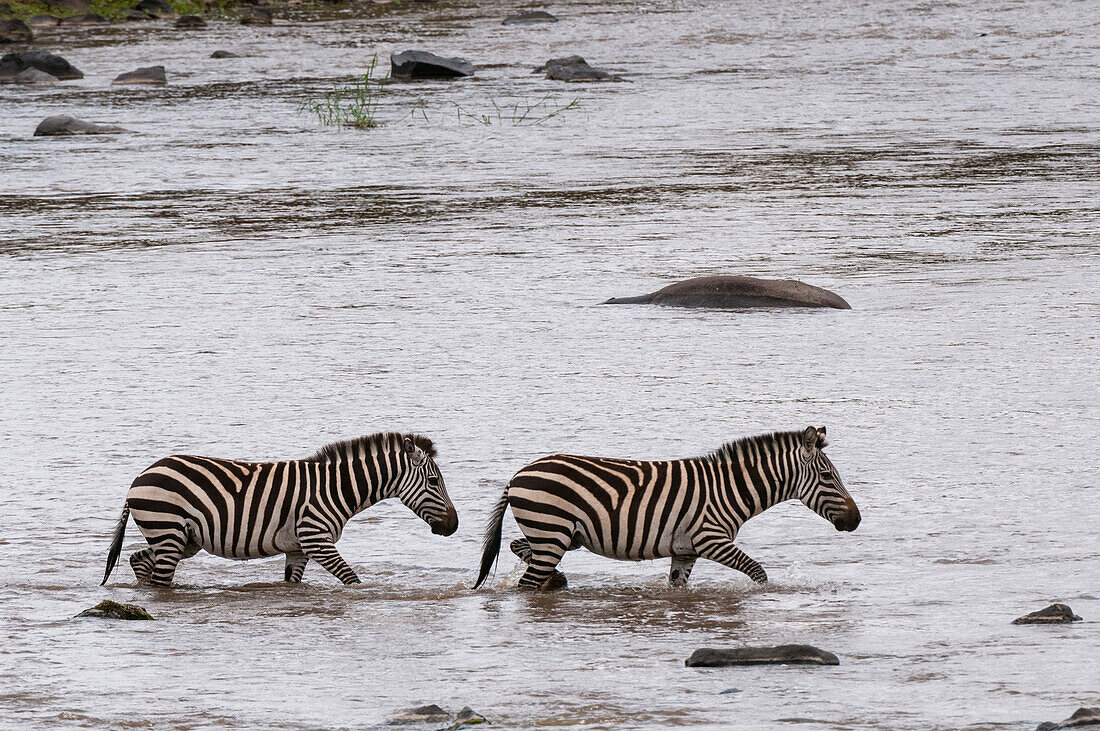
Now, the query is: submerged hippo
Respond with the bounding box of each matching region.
[602,275,851,309]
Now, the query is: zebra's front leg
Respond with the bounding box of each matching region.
[298,531,360,585]
[696,538,767,584]
[284,551,308,583]
[669,556,697,587]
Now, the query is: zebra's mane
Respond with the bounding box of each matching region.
[709,430,823,462]
[306,432,437,462]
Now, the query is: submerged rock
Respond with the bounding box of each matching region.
[58,13,109,25]
[0,66,58,83]
[1037,708,1100,730]
[133,0,173,17]
[26,14,62,27]
[112,64,166,84]
[686,645,840,667]
[451,707,488,727]
[1012,603,1082,625]
[210,49,239,58]
[388,704,488,727]
[390,49,474,80]
[1,50,83,79]
[0,18,32,43]
[174,14,206,28]
[239,7,272,25]
[34,114,129,136]
[536,55,620,82]
[76,600,154,620]
[502,10,557,24]
[603,275,852,309]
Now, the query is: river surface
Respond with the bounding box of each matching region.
[1,0,1098,728]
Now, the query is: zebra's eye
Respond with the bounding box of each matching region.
[427,475,440,487]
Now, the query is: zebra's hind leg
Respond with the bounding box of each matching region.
[147,532,201,588]
[284,551,308,583]
[669,556,697,587]
[511,538,568,590]
[517,539,570,591]
[129,547,156,583]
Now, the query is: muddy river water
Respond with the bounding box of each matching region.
[1,0,1097,727]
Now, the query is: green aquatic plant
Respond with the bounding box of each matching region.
[299,56,387,130]
[451,94,579,126]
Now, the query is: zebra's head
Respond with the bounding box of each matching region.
[793,426,861,532]
[396,437,459,537]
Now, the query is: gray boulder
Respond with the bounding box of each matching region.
[0,50,83,79]
[603,275,852,310]
[174,14,205,28]
[210,49,239,58]
[0,18,32,43]
[26,14,62,27]
[1037,708,1100,730]
[388,704,488,727]
[686,645,840,667]
[1,66,59,83]
[239,7,271,25]
[34,114,129,136]
[391,49,474,80]
[536,55,620,82]
[503,10,557,24]
[1012,603,1082,625]
[75,600,154,619]
[112,64,166,84]
[59,13,109,25]
[133,0,173,17]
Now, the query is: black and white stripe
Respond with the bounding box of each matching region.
[102,432,458,587]
[474,426,860,590]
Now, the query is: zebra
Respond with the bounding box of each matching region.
[474,426,859,590]
[101,432,458,587]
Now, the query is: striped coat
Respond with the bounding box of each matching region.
[475,427,860,589]
[101,432,457,587]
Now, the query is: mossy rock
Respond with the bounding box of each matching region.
[76,600,155,620]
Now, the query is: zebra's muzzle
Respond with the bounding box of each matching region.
[430,505,459,536]
[833,500,861,532]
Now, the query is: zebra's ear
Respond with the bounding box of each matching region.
[403,437,426,465]
[802,426,819,452]
[817,426,828,449]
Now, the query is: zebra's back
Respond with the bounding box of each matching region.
[127,455,307,559]
[508,454,705,561]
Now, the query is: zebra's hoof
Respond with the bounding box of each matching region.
[540,570,568,591]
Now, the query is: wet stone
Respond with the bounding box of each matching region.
[175,14,206,28]
[1036,707,1100,730]
[390,704,451,722]
[535,55,621,82]
[0,18,32,43]
[686,645,840,667]
[75,600,154,619]
[390,49,474,80]
[58,13,109,25]
[1,50,83,79]
[26,14,62,27]
[210,49,239,58]
[1012,603,1082,625]
[34,114,130,136]
[388,704,488,727]
[452,707,488,726]
[502,10,557,25]
[112,64,166,84]
[1,66,59,83]
[239,8,272,25]
[603,274,852,309]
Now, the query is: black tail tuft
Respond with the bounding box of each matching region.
[101,504,130,586]
[473,488,510,589]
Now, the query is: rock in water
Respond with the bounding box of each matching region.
[174,14,206,29]
[34,115,129,135]
[390,50,474,80]
[133,0,173,17]
[1037,708,1100,730]
[112,64,166,85]
[0,18,33,43]
[76,600,155,620]
[685,645,840,667]
[239,8,272,25]
[502,10,557,24]
[2,67,59,83]
[390,704,452,723]
[1,50,84,79]
[603,275,852,309]
[536,55,620,82]
[26,14,62,27]
[210,50,239,58]
[1012,603,1082,625]
[452,707,488,726]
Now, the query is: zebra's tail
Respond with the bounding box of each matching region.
[101,503,130,586]
[473,487,510,589]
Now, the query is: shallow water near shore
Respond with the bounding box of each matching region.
[1,0,1098,728]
